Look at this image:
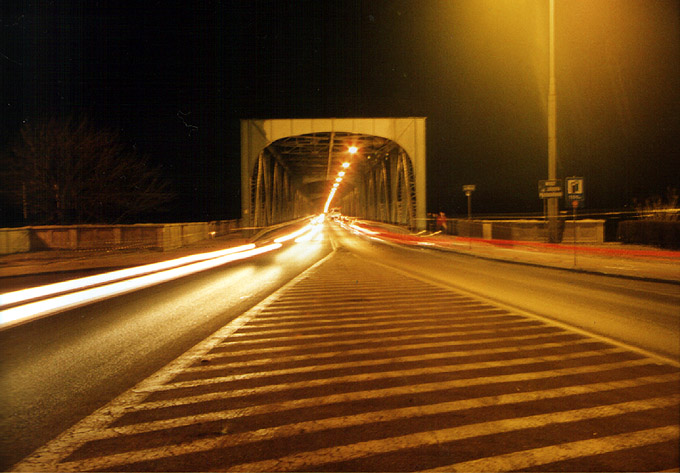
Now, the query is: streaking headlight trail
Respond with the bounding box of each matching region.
[274,225,314,243]
[0,244,256,308]
[0,243,281,330]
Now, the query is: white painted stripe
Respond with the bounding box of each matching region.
[49,395,680,472]
[223,397,680,472]
[180,347,627,383]
[260,298,486,310]
[220,322,547,344]
[244,310,517,328]
[230,318,538,337]
[63,372,680,443]
[133,359,653,408]
[424,425,680,472]
[149,345,637,393]
[273,294,475,304]
[253,308,510,326]
[257,300,496,312]
[211,328,567,356]
[194,338,604,370]
[206,329,576,361]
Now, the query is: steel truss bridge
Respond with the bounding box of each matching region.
[241,118,427,230]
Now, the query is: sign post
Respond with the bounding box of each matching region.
[566,177,585,206]
[565,177,585,267]
[462,185,476,220]
[538,180,563,234]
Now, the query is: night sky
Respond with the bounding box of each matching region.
[3,0,679,225]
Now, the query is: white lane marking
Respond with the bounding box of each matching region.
[218,321,549,344]
[178,347,627,383]
[228,318,539,337]
[272,292,475,302]
[252,305,508,320]
[10,247,337,472]
[425,425,680,472]
[143,345,638,395]
[223,396,680,472]
[259,297,483,309]
[202,329,570,359]
[194,338,607,370]
[243,310,517,327]
[130,358,654,410]
[42,387,680,471]
[55,372,680,443]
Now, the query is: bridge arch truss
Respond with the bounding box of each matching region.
[241,118,426,230]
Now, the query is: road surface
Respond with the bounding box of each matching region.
[3,222,678,470]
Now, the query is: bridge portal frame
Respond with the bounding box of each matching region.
[241,117,427,230]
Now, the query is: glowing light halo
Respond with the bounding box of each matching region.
[0,243,257,308]
[0,243,282,330]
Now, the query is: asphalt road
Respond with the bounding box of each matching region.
[331,223,680,363]
[2,222,679,470]
[0,239,332,469]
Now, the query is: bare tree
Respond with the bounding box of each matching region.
[3,117,173,224]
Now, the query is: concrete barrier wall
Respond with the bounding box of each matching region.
[0,220,242,255]
[0,228,31,254]
[562,219,604,244]
[450,219,604,244]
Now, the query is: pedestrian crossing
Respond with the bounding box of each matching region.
[12,251,680,471]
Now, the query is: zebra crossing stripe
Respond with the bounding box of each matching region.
[62,372,680,444]
[124,358,655,413]
[202,331,578,359]
[192,338,603,369]
[39,392,680,472]
[160,347,627,388]
[229,316,533,336]
[222,396,680,472]
[137,357,652,394]
[181,346,626,378]
[424,425,680,472]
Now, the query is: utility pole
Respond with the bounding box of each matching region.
[547,0,560,242]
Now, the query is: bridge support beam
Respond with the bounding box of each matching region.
[241,118,427,230]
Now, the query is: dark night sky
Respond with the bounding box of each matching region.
[2,0,679,224]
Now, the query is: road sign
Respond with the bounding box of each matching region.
[538,179,563,199]
[566,177,585,201]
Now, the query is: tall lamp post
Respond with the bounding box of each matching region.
[547,0,559,242]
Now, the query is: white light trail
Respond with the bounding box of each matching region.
[0,244,256,308]
[0,243,282,330]
[295,222,324,242]
[274,225,313,243]
[349,223,378,235]
[323,188,337,213]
